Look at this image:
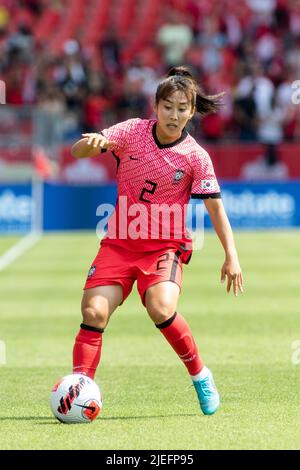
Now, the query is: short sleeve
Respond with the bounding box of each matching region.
[190,151,221,199]
[100,118,141,153]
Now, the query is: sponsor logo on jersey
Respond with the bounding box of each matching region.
[173,170,185,183]
[88,265,96,278]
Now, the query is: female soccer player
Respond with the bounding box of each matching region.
[71,66,243,415]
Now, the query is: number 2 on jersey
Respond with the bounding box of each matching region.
[139,180,157,203]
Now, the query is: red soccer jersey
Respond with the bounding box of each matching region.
[100,118,221,261]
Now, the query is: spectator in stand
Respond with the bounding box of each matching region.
[52,40,88,113]
[83,73,111,132]
[99,28,122,77]
[286,38,300,78]
[6,22,34,63]
[233,82,257,141]
[156,10,193,66]
[20,0,43,16]
[126,60,160,99]
[289,0,300,40]
[0,5,9,34]
[246,0,276,15]
[35,85,65,160]
[116,75,149,121]
[242,90,289,180]
[186,0,202,37]
[236,61,274,124]
[1,0,300,144]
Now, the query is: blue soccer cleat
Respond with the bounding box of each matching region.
[193,369,220,415]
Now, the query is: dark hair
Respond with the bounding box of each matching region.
[155,66,225,115]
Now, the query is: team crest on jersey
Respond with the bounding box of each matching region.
[87,265,96,278]
[173,169,185,183]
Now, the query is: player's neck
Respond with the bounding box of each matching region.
[155,122,182,145]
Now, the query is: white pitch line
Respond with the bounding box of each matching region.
[0,232,41,272]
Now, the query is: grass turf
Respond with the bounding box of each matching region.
[0,230,299,450]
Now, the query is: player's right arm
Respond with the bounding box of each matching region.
[71,133,117,158]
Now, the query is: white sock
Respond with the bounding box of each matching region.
[191,366,210,382]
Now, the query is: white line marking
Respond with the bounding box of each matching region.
[0,232,41,271]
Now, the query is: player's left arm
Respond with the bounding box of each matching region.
[204,197,244,297]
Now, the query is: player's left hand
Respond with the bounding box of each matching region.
[220,255,244,297]
[81,133,117,150]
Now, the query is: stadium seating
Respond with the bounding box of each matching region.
[2,0,180,58]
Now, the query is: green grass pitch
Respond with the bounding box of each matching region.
[0,230,299,450]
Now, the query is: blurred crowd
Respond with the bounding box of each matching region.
[1,0,300,150]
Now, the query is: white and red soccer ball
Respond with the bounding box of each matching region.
[50,374,102,423]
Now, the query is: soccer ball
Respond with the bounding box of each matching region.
[50,374,102,424]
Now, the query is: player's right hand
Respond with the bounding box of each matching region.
[82,133,117,150]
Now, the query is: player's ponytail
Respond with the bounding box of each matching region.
[156,66,225,116]
[195,91,225,115]
[167,66,193,80]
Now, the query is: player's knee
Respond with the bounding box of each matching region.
[146,298,176,325]
[81,305,109,330]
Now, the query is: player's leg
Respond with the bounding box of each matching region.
[73,285,123,379]
[81,284,123,329]
[73,242,136,379]
[145,281,204,377]
[145,281,219,415]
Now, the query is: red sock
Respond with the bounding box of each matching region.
[72,324,103,379]
[156,313,203,376]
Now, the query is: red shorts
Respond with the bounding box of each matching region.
[84,242,183,306]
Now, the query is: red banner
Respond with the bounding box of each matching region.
[60,148,118,183]
[59,143,300,183]
[206,143,300,180]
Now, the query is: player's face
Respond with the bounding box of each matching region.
[155,91,195,144]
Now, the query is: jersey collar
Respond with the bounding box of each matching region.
[152,122,188,149]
